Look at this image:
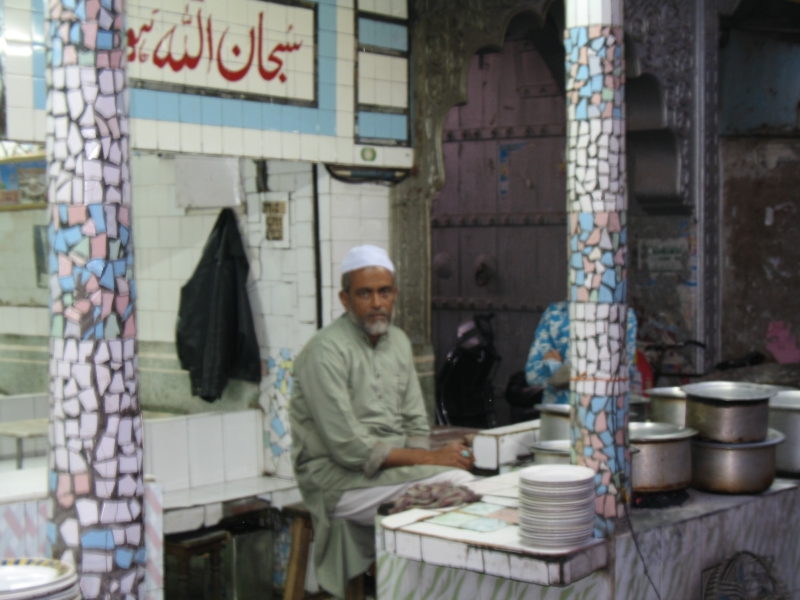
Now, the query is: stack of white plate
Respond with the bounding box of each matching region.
[0,559,79,600]
[517,464,596,549]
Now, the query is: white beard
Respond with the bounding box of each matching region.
[348,309,391,336]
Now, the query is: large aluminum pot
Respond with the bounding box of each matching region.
[682,382,777,443]
[532,439,570,465]
[691,429,785,494]
[630,422,697,493]
[535,404,571,441]
[769,390,800,474]
[646,386,687,426]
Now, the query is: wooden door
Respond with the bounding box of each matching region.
[432,28,567,425]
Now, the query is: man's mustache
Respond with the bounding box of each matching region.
[367,310,389,319]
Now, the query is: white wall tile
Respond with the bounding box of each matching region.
[187,414,225,488]
[145,418,190,492]
[221,410,262,481]
[201,125,223,155]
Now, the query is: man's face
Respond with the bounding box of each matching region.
[339,267,397,338]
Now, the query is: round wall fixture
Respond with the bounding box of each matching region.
[474,254,497,287]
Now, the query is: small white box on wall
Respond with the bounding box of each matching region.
[175,155,242,209]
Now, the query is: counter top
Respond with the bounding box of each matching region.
[378,471,608,587]
[0,466,47,504]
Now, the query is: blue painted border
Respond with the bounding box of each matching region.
[129,0,338,136]
[358,18,407,52]
[358,110,406,140]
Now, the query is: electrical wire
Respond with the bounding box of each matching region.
[622,500,663,600]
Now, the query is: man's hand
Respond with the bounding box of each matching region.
[427,442,475,470]
[381,441,475,471]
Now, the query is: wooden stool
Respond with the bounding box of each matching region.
[281,503,365,600]
[165,529,230,600]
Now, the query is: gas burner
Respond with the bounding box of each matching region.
[631,489,690,509]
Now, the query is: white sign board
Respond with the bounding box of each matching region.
[127,0,316,103]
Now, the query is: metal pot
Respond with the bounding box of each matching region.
[646,386,687,426]
[682,381,777,443]
[769,390,800,474]
[629,394,650,422]
[532,439,571,465]
[691,429,785,494]
[630,422,697,493]
[535,404,571,442]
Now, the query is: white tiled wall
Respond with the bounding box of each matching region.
[4,0,414,166]
[358,53,409,109]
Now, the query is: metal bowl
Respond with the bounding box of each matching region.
[646,386,687,426]
[629,422,698,493]
[769,391,800,473]
[535,404,571,442]
[691,429,785,494]
[532,439,571,465]
[682,382,779,443]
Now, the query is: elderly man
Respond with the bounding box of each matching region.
[290,245,474,598]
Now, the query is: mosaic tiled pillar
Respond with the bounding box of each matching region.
[45,0,144,596]
[564,0,630,538]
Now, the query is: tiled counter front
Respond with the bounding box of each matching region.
[376,551,611,600]
[617,480,800,600]
[378,480,800,600]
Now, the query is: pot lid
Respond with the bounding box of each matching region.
[535,403,571,415]
[645,386,686,399]
[629,421,698,442]
[691,428,785,449]
[532,440,571,454]
[770,390,800,410]
[629,394,650,405]
[681,381,779,402]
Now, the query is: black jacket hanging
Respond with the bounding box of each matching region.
[176,208,261,401]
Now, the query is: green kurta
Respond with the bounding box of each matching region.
[290,315,450,598]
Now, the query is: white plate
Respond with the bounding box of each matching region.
[519,507,595,522]
[519,533,593,549]
[520,483,594,493]
[519,465,596,486]
[0,559,77,600]
[519,529,594,541]
[519,526,594,538]
[519,494,595,507]
[519,511,594,523]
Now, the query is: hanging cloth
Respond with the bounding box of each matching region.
[176,208,261,401]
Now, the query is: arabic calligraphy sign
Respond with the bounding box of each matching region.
[127,0,316,104]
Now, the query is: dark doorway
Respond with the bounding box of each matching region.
[431,11,568,426]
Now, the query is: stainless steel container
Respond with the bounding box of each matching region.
[646,386,687,426]
[682,381,778,443]
[532,439,571,465]
[769,390,800,474]
[535,404,571,441]
[630,422,697,493]
[691,429,785,494]
[629,394,650,422]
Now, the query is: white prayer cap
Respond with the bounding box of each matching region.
[341,244,395,276]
